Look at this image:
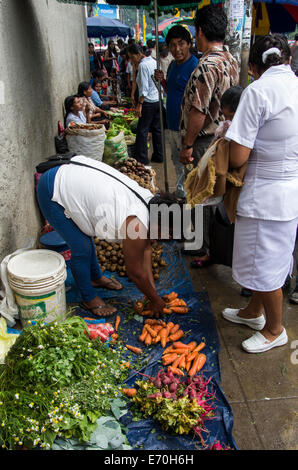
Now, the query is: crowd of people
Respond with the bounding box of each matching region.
[37,5,298,355]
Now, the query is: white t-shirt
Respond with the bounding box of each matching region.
[52,155,154,241]
[225,65,298,221]
[66,111,86,127]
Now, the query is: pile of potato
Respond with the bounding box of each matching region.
[113,158,157,192]
[94,239,166,279]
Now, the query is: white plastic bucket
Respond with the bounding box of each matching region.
[7,249,67,327]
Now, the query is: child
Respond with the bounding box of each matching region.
[215,86,244,139]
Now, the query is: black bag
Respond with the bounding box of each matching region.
[36,153,77,174]
[209,202,235,267]
[54,135,69,154]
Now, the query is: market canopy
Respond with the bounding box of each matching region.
[253,1,298,34]
[86,16,133,39]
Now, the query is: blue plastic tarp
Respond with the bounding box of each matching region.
[87,16,133,39]
[66,242,237,450]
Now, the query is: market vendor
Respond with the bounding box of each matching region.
[77,81,109,125]
[37,155,180,317]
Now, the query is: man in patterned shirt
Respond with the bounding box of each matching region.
[180,5,239,263]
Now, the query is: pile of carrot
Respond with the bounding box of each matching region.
[162,292,189,315]
[139,319,184,348]
[134,292,189,317]
[162,341,206,377]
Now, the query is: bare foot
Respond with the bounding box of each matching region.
[81,296,116,317]
[260,327,284,342]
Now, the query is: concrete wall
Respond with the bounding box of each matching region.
[0,0,89,260]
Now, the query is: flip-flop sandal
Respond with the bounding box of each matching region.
[79,302,116,318]
[190,257,212,269]
[92,278,123,291]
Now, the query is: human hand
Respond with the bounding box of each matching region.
[147,298,166,318]
[154,69,164,82]
[180,146,194,165]
[136,103,142,118]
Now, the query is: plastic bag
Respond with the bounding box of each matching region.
[0,317,20,363]
[102,131,128,166]
[85,321,114,342]
[0,238,35,326]
[66,123,106,161]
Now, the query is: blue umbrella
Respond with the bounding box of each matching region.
[86,16,133,39]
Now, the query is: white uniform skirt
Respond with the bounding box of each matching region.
[232,216,298,292]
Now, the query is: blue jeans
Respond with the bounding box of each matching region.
[37,167,102,302]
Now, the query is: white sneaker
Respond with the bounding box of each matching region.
[242,328,288,353]
[222,308,266,330]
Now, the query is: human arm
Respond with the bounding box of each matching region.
[122,217,165,316]
[229,142,251,168]
[154,69,167,93]
[179,108,206,164]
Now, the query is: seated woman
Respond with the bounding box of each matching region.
[92,80,117,110]
[64,95,87,127]
[77,81,109,125]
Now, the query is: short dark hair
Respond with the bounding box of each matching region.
[64,95,79,117]
[148,192,184,241]
[92,79,101,89]
[127,43,142,56]
[147,39,156,49]
[166,25,192,47]
[249,34,291,74]
[77,81,91,97]
[220,86,244,113]
[91,70,105,79]
[194,5,227,42]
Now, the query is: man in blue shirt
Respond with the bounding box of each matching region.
[128,43,163,165]
[155,26,198,198]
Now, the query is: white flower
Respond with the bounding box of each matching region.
[15,394,19,400]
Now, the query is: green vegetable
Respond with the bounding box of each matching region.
[129,119,139,134]
[0,316,130,450]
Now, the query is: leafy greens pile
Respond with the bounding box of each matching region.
[106,117,137,140]
[0,316,130,450]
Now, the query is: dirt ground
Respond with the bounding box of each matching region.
[151,139,298,450]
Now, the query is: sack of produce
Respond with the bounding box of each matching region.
[65,123,106,161]
[102,131,128,166]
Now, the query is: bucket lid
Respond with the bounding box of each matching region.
[7,249,66,282]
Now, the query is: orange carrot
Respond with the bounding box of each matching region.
[160,327,169,348]
[139,328,148,342]
[168,330,184,342]
[111,333,119,340]
[189,353,206,376]
[185,360,192,372]
[187,342,205,361]
[169,324,180,335]
[164,292,178,302]
[153,334,161,344]
[163,308,172,314]
[162,345,175,355]
[171,356,182,369]
[186,341,198,351]
[115,315,121,332]
[171,348,190,355]
[168,366,184,377]
[125,344,142,355]
[167,299,187,307]
[144,319,159,325]
[145,334,152,346]
[170,307,189,314]
[172,341,190,349]
[178,353,186,369]
[145,324,158,338]
[141,310,152,316]
[162,353,178,365]
[121,388,137,397]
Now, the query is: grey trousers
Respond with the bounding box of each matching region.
[191,134,214,254]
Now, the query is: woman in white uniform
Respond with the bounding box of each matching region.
[222,34,298,353]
